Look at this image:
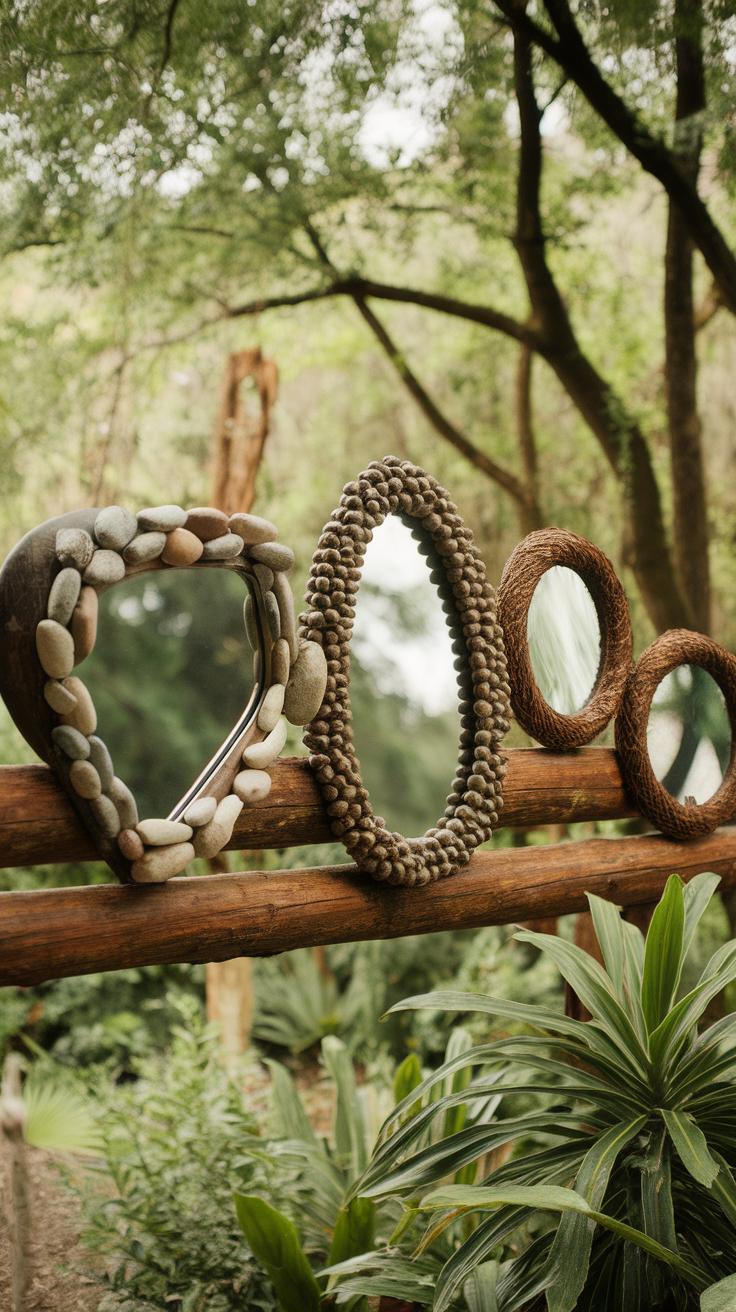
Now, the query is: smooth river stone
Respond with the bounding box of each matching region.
[36,619,74,678]
[131,841,195,884]
[72,587,98,664]
[118,828,144,861]
[90,793,121,839]
[60,677,97,735]
[242,717,288,769]
[56,528,94,570]
[257,682,285,733]
[52,724,90,760]
[229,512,278,545]
[249,542,294,572]
[243,594,259,649]
[183,796,217,827]
[107,776,138,829]
[47,567,81,626]
[263,590,280,641]
[233,769,272,804]
[253,563,274,592]
[184,507,229,542]
[83,550,126,586]
[136,818,193,846]
[161,528,203,566]
[123,531,166,564]
[272,571,297,661]
[192,794,243,859]
[200,533,244,561]
[284,639,329,726]
[136,504,186,532]
[95,505,138,551]
[87,735,114,791]
[44,679,77,714]
[69,759,102,799]
[271,637,290,686]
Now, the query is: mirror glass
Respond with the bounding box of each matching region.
[527,566,600,714]
[647,664,729,803]
[351,516,460,837]
[79,569,258,820]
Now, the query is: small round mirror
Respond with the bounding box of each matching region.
[647,663,730,804]
[527,566,600,715]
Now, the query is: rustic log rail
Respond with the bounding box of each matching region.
[0,748,634,868]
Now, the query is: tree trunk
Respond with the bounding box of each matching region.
[211,348,278,516]
[1,1055,31,1312]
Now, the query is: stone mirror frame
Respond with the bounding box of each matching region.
[0,504,327,885]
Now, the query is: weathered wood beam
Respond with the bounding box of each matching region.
[2,828,735,987]
[0,748,635,869]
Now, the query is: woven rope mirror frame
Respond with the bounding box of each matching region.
[496,527,634,749]
[301,457,512,887]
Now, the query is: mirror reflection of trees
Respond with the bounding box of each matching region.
[647,665,730,805]
[527,567,600,716]
[80,570,257,819]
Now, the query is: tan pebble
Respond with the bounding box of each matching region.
[200,533,244,561]
[60,677,97,735]
[284,639,329,726]
[107,776,138,829]
[272,572,298,661]
[83,549,126,586]
[184,507,230,542]
[250,542,294,572]
[233,769,272,804]
[123,531,167,564]
[52,725,90,759]
[271,638,290,686]
[264,591,280,640]
[72,587,98,665]
[242,717,288,769]
[56,528,95,570]
[183,796,217,827]
[44,679,77,714]
[244,594,259,649]
[118,828,145,860]
[136,818,193,846]
[161,528,204,566]
[192,794,243,859]
[36,619,75,678]
[87,736,114,790]
[229,512,278,545]
[131,841,195,883]
[253,563,274,591]
[257,682,285,732]
[90,793,121,839]
[47,567,82,626]
[70,759,102,799]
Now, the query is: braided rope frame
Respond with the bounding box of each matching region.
[496,527,634,749]
[615,629,736,839]
[301,457,511,886]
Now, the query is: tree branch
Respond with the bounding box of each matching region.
[515,344,543,533]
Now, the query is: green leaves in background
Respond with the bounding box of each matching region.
[641,874,685,1033]
[234,1195,321,1312]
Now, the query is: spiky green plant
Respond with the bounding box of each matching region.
[330,873,736,1311]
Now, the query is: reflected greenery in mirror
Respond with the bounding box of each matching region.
[527,566,600,715]
[80,570,257,819]
[350,517,460,838]
[647,664,730,803]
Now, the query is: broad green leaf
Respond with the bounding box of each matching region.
[464,1259,500,1312]
[393,1052,422,1107]
[649,942,736,1069]
[22,1079,102,1155]
[641,874,685,1034]
[234,1194,321,1312]
[444,1026,474,1138]
[264,1057,318,1148]
[701,1272,736,1311]
[433,1207,535,1312]
[587,892,625,993]
[545,1116,647,1312]
[682,873,721,960]
[419,1185,708,1290]
[322,1036,367,1178]
[640,1126,677,1253]
[660,1110,719,1188]
[327,1197,376,1269]
[708,1151,736,1230]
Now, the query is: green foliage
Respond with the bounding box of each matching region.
[233,1195,322,1312]
[22,1060,103,1155]
[330,873,736,1310]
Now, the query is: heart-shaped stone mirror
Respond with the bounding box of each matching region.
[0,504,327,884]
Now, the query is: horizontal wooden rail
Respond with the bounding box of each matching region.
[0,748,635,869]
[2,828,735,986]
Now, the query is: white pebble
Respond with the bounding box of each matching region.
[83,550,126,586]
[183,797,217,827]
[70,759,102,799]
[107,777,138,829]
[242,717,288,769]
[192,794,243,859]
[136,818,194,846]
[136,505,187,532]
[36,619,75,678]
[233,769,272,804]
[272,572,298,661]
[44,679,77,714]
[123,531,167,564]
[200,534,244,560]
[257,682,285,732]
[95,506,138,551]
[47,568,82,626]
[131,841,195,883]
[90,793,122,839]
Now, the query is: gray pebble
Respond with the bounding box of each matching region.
[284,639,329,726]
[136,505,187,532]
[258,682,285,732]
[200,533,244,561]
[48,568,82,626]
[44,679,78,714]
[244,594,260,649]
[87,736,114,791]
[271,638,290,686]
[83,550,126,586]
[229,512,278,545]
[249,542,294,572]
[272,572,297,661]
[264,590,281,641]
[242,717,288,769]
[123,531,167,564]
[56,528,95,570]
[192,795,243,859]
[233,769,272,804]
[52,725,90,760]
[253,563,274,592]
[131,841,194,883]
[107,776,138,829]
[36,619,75,678]
[94,505,138,551]
[70,758,102,799]
[136,818,193,846]
[90,793,122,839]
[183,796,217,828]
